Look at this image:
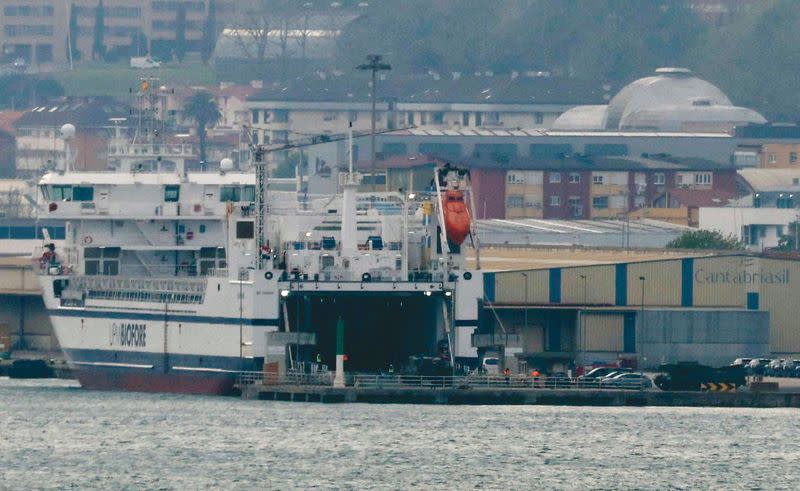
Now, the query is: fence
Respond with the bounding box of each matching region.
[235,371,651,391]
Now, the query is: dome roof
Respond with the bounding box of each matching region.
[605,68,733,130]
[551,67,766,133]
[551,105,607,131]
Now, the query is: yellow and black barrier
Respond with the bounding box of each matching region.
[700,382,736,392]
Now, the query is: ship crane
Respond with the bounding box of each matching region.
[239,125,416,270]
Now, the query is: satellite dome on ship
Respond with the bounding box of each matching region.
[552,67,766,133]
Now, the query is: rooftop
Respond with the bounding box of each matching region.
[249,74,617,106]
[14,98,127,128]
[738,168,800,192]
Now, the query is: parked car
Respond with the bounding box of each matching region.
[481,357,500,375]
[731,358,752,367]
[601,372,652,389]
[766,359,785,376]
[130,56,160,69]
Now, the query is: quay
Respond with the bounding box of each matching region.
[237,374,800,408]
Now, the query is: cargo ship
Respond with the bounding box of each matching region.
[34,81,483,395]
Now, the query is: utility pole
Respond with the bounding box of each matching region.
[356,54,391,193]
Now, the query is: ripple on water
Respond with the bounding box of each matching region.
[1,378,799,489]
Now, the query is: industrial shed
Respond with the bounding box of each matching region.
[476,253,798,371]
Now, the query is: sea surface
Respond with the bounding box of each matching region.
[1,377,798,490]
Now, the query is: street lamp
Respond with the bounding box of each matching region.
[356,54,391,193]
[638,275,646,337]
[520,272,529,329]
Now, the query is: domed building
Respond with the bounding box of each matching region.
[552,68,766,133]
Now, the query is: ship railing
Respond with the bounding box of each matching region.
[235,372,650,391]
[68,275,207,294]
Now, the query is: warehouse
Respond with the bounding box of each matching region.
[476,253,799,371]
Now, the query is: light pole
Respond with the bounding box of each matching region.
[638,275,646,337]
[356,54,391,193]
[520,272,529,329]
[579,274,587,365]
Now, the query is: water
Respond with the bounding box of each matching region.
[1,378,798,490]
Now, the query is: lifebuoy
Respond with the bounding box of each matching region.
[82,236,93,245]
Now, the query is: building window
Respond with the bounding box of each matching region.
[592,175,604,185]
[507,173,523,184]
[251,110,260,124]
[549,172,561,184]
[506,195,524,208]
[791,152,798,164]
[382,142,407,157]
[407,112,414,125]
[549,195,560,206]
[568,173,580,183]
[462,112,469,126]
[654,173,665,185]
[348,110,358,122]
[475,112,482,126]
[530,144,572,159]
[419,143,462,159]
[431,112,444,125]
[768,153,777,164]
[592,196,609,209]
[533,112,544,125]
[585,143,628,156]
[777,196,793,209]
[35,44,53,63]
[753,195,761,208]
[323,111,338,121]
[694,173,712,185]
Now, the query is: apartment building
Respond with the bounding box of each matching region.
[12,98,126,175]
[245,74,614,148]
[0,0,241,65]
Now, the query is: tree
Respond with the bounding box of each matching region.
[183,91,222,167]
[66,3,81,63]
[201,0,217,64]
[666,230,744,250]
[777,221,800,251]
[175,2,187,62]
[92,0,106,61]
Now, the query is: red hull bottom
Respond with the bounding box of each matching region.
[76,369,237,396]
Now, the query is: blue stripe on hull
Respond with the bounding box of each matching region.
[48,309,280,326]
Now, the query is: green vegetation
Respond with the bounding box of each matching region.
[51,63,217,97]
[0,75,64,109]
[183,91,221,166]
[335,0,800,121]
[666,230,744,250]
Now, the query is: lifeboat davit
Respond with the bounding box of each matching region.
[443,190,471,246]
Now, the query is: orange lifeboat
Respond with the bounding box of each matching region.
[443,190,471,246]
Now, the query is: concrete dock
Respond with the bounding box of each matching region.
[241,384,800,407]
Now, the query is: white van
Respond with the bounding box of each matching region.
[130,57,160,69]
[481,357,500,375]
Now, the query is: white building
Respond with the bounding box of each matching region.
[245,73,615,151]
[699,207,800,251]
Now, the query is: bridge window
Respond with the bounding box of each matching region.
[164,185,180,202]
[84,247,120,276]
[236,221,254,239]
[199,247,226,274]
[52,185,72,201]
[72,186,94,201]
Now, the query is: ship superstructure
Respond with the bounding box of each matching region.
[34,82,483,395]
